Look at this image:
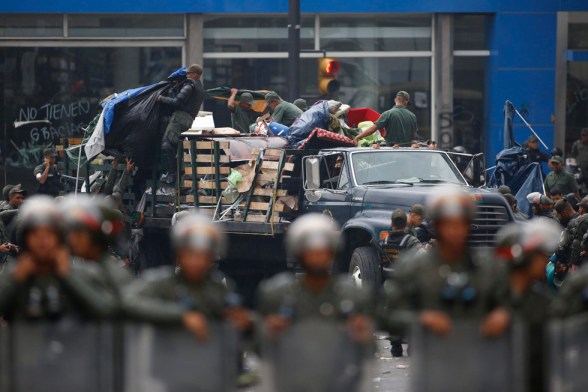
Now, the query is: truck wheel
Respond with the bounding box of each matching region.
[349,247,382,290]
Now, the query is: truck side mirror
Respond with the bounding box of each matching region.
[464,153,486,188]
[303,156,321,190]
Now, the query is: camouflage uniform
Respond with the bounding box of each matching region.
[550,265,588,317]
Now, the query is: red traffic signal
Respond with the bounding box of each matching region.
[318,57,341,95]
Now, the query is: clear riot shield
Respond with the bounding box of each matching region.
[410,319,526,392]
[549,314,588,392]
[1,319,114,392]
[260,319,374,392]
[123,322,239,392]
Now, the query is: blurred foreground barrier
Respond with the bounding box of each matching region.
[0,319,114,392]
[550,314,588,392]
[124,322,239,392]
[410,320,526,392]
[260,319,374,392]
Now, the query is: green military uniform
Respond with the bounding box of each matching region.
[79,254,133,313]
[231,105,260,134]
[378,247,510,333]
[257,272,373,321]
[123,268,231,324]
[510,284,553,392]
[0,260,117,321]
[374,105,417,147]
[270,101,303,127]
[550,265,588,317]
[544,170,578,195]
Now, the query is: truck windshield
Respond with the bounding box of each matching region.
[351,151,467,186]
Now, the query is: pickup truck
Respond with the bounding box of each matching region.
[300,147,513,289]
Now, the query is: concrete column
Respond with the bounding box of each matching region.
[113,47,140,91]
[554,12,569,153]
[186,14,204,67]
[433,14,454,150]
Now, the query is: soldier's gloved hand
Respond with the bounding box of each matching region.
[264,314,290,338]
[480,308,511,338]
[183,311,209,342]
[225,307,252,332]
[13,253,37,283]
[346,314,374,344]
[53,247,71,278]
[419,310,452,336]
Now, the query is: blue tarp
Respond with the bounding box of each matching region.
[286,101,330,148]
[488,101,544,209]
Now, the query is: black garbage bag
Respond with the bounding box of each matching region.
[104,82,174,171]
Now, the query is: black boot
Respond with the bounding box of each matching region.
[390,339,403,357]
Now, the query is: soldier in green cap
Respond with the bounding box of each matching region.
[228,88,261,133]
[378,187,511,342]
[293,98,309,112]
[354,91,418,147]
[158,64,205,185]
[263,92,303,127]
[0,196,117,321]
[544,155,579,198]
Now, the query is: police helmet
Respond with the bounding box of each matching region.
[16,195,62,244]
[427,186,475,223]
[495,219,561,268]
[286,213,341,260]
[59,194,123,243]
[527,193,554,211]
[171,212,226,259]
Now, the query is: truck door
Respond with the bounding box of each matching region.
[302,153,352,226]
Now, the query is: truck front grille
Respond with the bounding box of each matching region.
[468,204,510,247]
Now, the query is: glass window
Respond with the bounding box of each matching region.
[454,14,491,51]
[203,15,315,52]
[565,62,588,151]
[336,57,431,138]
[320,15,431,52]
[0,14,63,37]
[569,25,588,49]
[68,14,184,37]
[452,57,487,154]
[350,151,464,186]
[0,46,182,190]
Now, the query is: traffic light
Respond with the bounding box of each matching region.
[318,57,341,95]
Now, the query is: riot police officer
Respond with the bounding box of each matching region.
[495,219,561,392]
[527,192,557,221]
[123,213,251,339]
[379,187,511,338]
[257,214,373,343]
[0,196,116,321]
[59,195,133,316]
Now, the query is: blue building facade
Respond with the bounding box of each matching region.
[1,0,588,182]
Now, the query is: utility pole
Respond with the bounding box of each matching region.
[287,0,300,101]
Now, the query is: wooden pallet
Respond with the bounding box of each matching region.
[181,138,232,209]
[243,148,293,223]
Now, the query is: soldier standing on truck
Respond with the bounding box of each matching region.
[227,89,260,134]
[378,188,511,346]
[158,64,205,185]
[353,91,417,147]
[263,92,303,127]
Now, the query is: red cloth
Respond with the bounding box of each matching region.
[347,107,383,136]
[297,128,356,150]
